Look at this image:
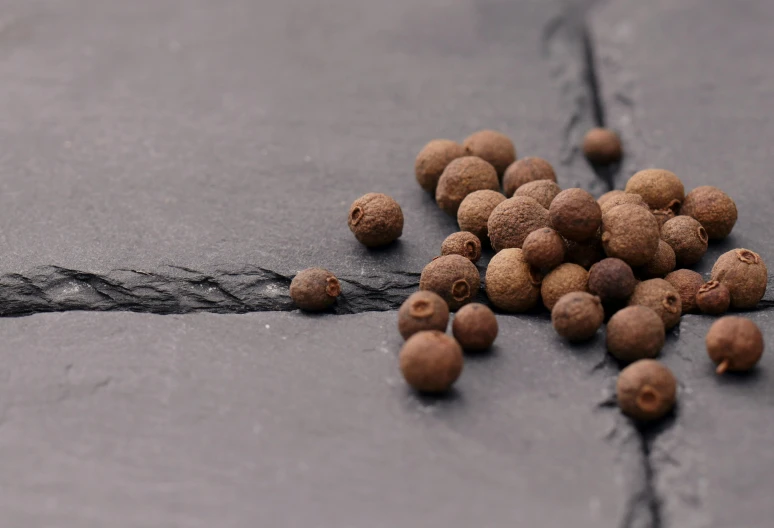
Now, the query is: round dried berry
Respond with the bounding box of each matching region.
[641,240,676,278]
[463,130,516,179]
[565,236,605,269]
[485,248,542,313]
[598,190,626,208]
[711,249,768,309]
[457,190,506,243]
[616,359,677,422]
[503,157,557,197]
[625,169,685,211]
[628,279,682,330]
[452,303,499,351]
[582,127,623,165]
[441,232,482,263]
[414,139,467,193]
[549,188,602,242]
[706,316,764,374]
[681,186,738,240]
[551,291,604,341]
[589,258,636,302]
[661,216,708,267]
[514,179,562,209]
[436,156,500,216]
[601,204,660,267]
[290,268,341,312]
[696,281,730,315]
[664,269,704,314]
[599,192,648,215]
[399,331,464,393]
[607,306,666,362]
[487,196,550,251]
[348,193,404,247]
[398,291,450,340]
[523,228,566,269]
[541,263,589,311]
[419,255,480,311]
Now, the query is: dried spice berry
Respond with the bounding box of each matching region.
[664,269,704,314]
[661,216,708,267]
[514,179,562,209]
[414,139,467,193]
[441,231,482,263]
[681,186,738,240]
[549,188,602,242]
[651,208,675,229]
[436,156,500,216]
[289,268,341,312]
[711,249,768,309]
[457,190,506,243]
[589,258,636,302]
[487,196,550,251]
[503,157,556,197]
[348,193,404,247]
[582,127,623,165]
[419,255,480,311]
[601,204,660,266]
[485,248,542,312]
[706,316,764,374]
[625,169,685,211]
[565,236,604,269]
[452,303,499,351]
[463,130,516,179]
[598,190,626,208]
[696,281,730,315]
[616,359,677,421]
[599,192,648,215]
[399,331,464,393]
[541,263,589,311]
[523,227,566,270]
[607,306,666,362]
[398,291,450,340]
[551,292,604,341]
[641,240,676,278]
[628,278,682,330]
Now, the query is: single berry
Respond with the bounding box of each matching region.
[640,240,676,278]
[628,279,682,330]
[485,248,542,312]
[289,268,341,311]
[452,303,499,351]
[457,190,506,243]
[436,156,500,216]
[541,263,589,311]
[398,291,450,340]
[514,179,562,209]
[607,306,666,363]
[616,359,677,421]
[601,204,660,267]
[589,258,637,302]
[487,196,550,251]
[549,188,602,242]
[419,255,480,311]
[597,190,626,208]
[522,228,566,269]
[710,249,768,309]
[625,169,685,211]
[551,292,604,341]
[399,331,464,393]
[414,139,467,193]
[582,128,623,165]
[348,193,404,247]
[503,157,556,197]
[706,316,764,374]
[664,269,704,314]
[696,281,731,315]
[441,232,482,263]
[463,130,516,179]
[599,192,648,215]
[681,186,737,240]
[661,216,708,267]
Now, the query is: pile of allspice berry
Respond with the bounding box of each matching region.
[289,127,767,424]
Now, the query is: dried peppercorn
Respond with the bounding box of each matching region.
[625,169,685,211]
[661,216,708,267]
[565,236,605,269]
[514,179,562,209]
[696,281,731,315]
[503,157,556,197]
[487,196,550,251]
[706,316,764,374]
[289,268,341,311]
[485,248,542,312]
[616,359,677,421]
[664,270,704,314]
[599,192,648,215]
[436,156,500,216]
[463,130,516,179]
[549,188,602,242]
[601,204,660,267]
[414,139,467,193]
[607,306,666,362]
[681,186,737,240]
[640,240,676,278]
[348,193,404,247]
[541,263,589,311]
[419,255,480,311]
[441,232,482,263]
[523,228,566,270]
[589,258,636,302]
[457,190,506,243]
[628,279,682,330]
[710,249,768,309]
[452,303,499,351]
[582,127,623,165]
[398,291,450,340]
[551,292,604,341]
[399,331,464,393]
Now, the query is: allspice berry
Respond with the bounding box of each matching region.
[625,169,685,211]
[502,157,556,197]
[549,188,602,242]
[661,216,708,267]
[452,303,499,351]
[616,359,677,422]
[628,279,682,330]
[599,192,648,215]
[398,291,450,340]
[485,248,542,312]
[664,269,704,314]
[399,331,464,393]
[565,237,605,269]
[441,231,482,263]
[583,127,623,165]
[651,208,675,229]
[419,255,480,311]
[463,130,516,179]
[487,196,550,251]
[541,263,589,311]
[641,240,676,278]
[523,227,566,269]
[711,249,768,309]
[414,139,467,193]
[589,258,637,302]
[607,306,666,362]
[696,281,731,315]
[601,204,660,266]
[551,292,604,341]
[514,179,562,209]
[681,186,737,240]
[706,316,764,374]
[289,268,341,311]
[348,193,404,247]
[436,156,500,216]
[598,190,625,208]
[457,190,506,243]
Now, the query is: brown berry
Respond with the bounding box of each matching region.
[485,248,542,313]
[711,249,768,309]
[463,130,516,179]
[641,240,676,278]
[541,263,589,311]
[414,139,467,193]
[651,208,675,229]
[452,303,499,351]
[607,306,666,362]
[582,128,623,165]
[503,157,556,197]
[681,186,738,240]
[625,169,685,211]
[348,193,404,247]
[436,156,500,216]
[664,269,704,314]
[551,292,604,341]
[589,258,637,302]
[398,291,450,340]
[514,179,562,209]
[696,281,730,315]
[565,236,605,269]
[523,228,566,269]
[549,188,602,242]
[487,196,550,251]
[457,190,506,243]
[599,192,648,215]
[616,359,677,421]
[601,204,660,266]
[598,190,626,208]
[706,316,764,374]
[441,232,482,263]
[628,279,682,330]
[419,255,480,311]
[399,331,463,393]
[289,268,341,311]
[661,216,708,267]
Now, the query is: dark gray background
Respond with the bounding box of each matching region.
[0,0,772,527]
